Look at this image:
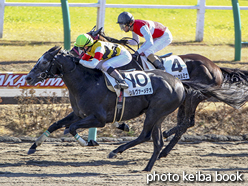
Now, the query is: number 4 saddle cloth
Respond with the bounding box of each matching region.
[161,55,190,80]
[104,70,154,97]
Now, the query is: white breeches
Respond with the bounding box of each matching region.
[144,28,173,57]
[96,48,132,72]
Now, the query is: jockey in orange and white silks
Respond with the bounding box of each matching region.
[75,33,132,89]
[117,11,173,70]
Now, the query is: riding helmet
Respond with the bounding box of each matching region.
[74,34,93,47]
[117,12,134,25]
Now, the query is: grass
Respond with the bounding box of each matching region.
[2,0,248,44]
[1,0,248,65]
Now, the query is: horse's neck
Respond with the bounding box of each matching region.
[62,65,103,92]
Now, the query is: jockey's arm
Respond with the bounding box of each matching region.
[70,46,85,58]
[79,46,104,69]
[137,25,153,54]
[128,32,139,45]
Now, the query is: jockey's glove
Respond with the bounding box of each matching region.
[119,39,128,45]
[132,51,140,61]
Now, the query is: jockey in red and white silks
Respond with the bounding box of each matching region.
[129,20,172,58]
[117,12,172,70]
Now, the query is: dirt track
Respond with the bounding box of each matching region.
[1,139,248,186]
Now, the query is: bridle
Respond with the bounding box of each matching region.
[34,52,77,81]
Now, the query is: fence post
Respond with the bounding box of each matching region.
[61,0,71,50]
[97,0,106,30]
[232,0,241,61]
[87,0,106,143]
[195,0,206,42]
[0,0,5,38]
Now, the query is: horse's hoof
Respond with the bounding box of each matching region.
[64,128,70,135]
[143,167,151,172]
[27,143,37,155]
[87,140,99,146]
[158,152,168,159]
[27,148,36,155]
[123,123,130,132]
[118,123,130,132]
[108,151,117,158]
[162,131,169,138]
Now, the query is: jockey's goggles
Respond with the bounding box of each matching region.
[119,24,126,31]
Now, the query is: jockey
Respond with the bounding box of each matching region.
[117,11,172,70]
[75,33,131,89]
[70,32,100,59]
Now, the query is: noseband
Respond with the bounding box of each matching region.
[35,52,76,81]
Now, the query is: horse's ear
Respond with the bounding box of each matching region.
[50,46,62,56]
[47,46,60,53]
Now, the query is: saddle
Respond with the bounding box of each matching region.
[103,70,133,123]
[104,69,135,93]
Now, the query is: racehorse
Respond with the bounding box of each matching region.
[69,31,248,162]
[94,33,248,158]
[70,32,248,159]
[25,46,193,171]
[158,54,248,158]
[132,52,248,159]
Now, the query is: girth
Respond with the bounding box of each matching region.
[103,74,126,123]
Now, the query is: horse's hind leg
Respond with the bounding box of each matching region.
[28,112,80,155]
[108,116,164,161]
[163,104,185,138]
[143,123,164,171]
[159,94,204,159]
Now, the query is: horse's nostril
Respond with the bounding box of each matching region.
[26,77,31,81]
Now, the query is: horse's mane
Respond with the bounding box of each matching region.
[57,49,103,81]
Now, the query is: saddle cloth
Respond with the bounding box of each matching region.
[161,55,190,80]
[104,70,153,97]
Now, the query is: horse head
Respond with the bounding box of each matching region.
[25,46,76,86]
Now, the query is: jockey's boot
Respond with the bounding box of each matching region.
[153,59,165,70]
[109,69,129,89]
[148,53,165,70]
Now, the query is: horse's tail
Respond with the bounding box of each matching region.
[209,67,248,108]
[182,68,248,109]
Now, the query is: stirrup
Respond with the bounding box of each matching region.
[153,60,165,70]
[114,80,129,89]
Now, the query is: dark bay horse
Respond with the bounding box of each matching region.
[25,46,192,171]
[158,54,248,159]
[69,35,248,161]
[99,34,248,158]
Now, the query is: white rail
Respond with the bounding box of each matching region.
[0,0,248,41]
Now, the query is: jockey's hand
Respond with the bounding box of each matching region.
[72,57,80,64]
[132,51,139,61]
[119,39,128,45]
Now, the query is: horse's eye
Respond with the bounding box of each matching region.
[42,61,48,65]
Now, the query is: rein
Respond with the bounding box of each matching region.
[36,52,77,81]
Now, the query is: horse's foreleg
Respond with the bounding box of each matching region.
[69,114,105,147]
[28,112,80,155]
[143,124,163,172]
